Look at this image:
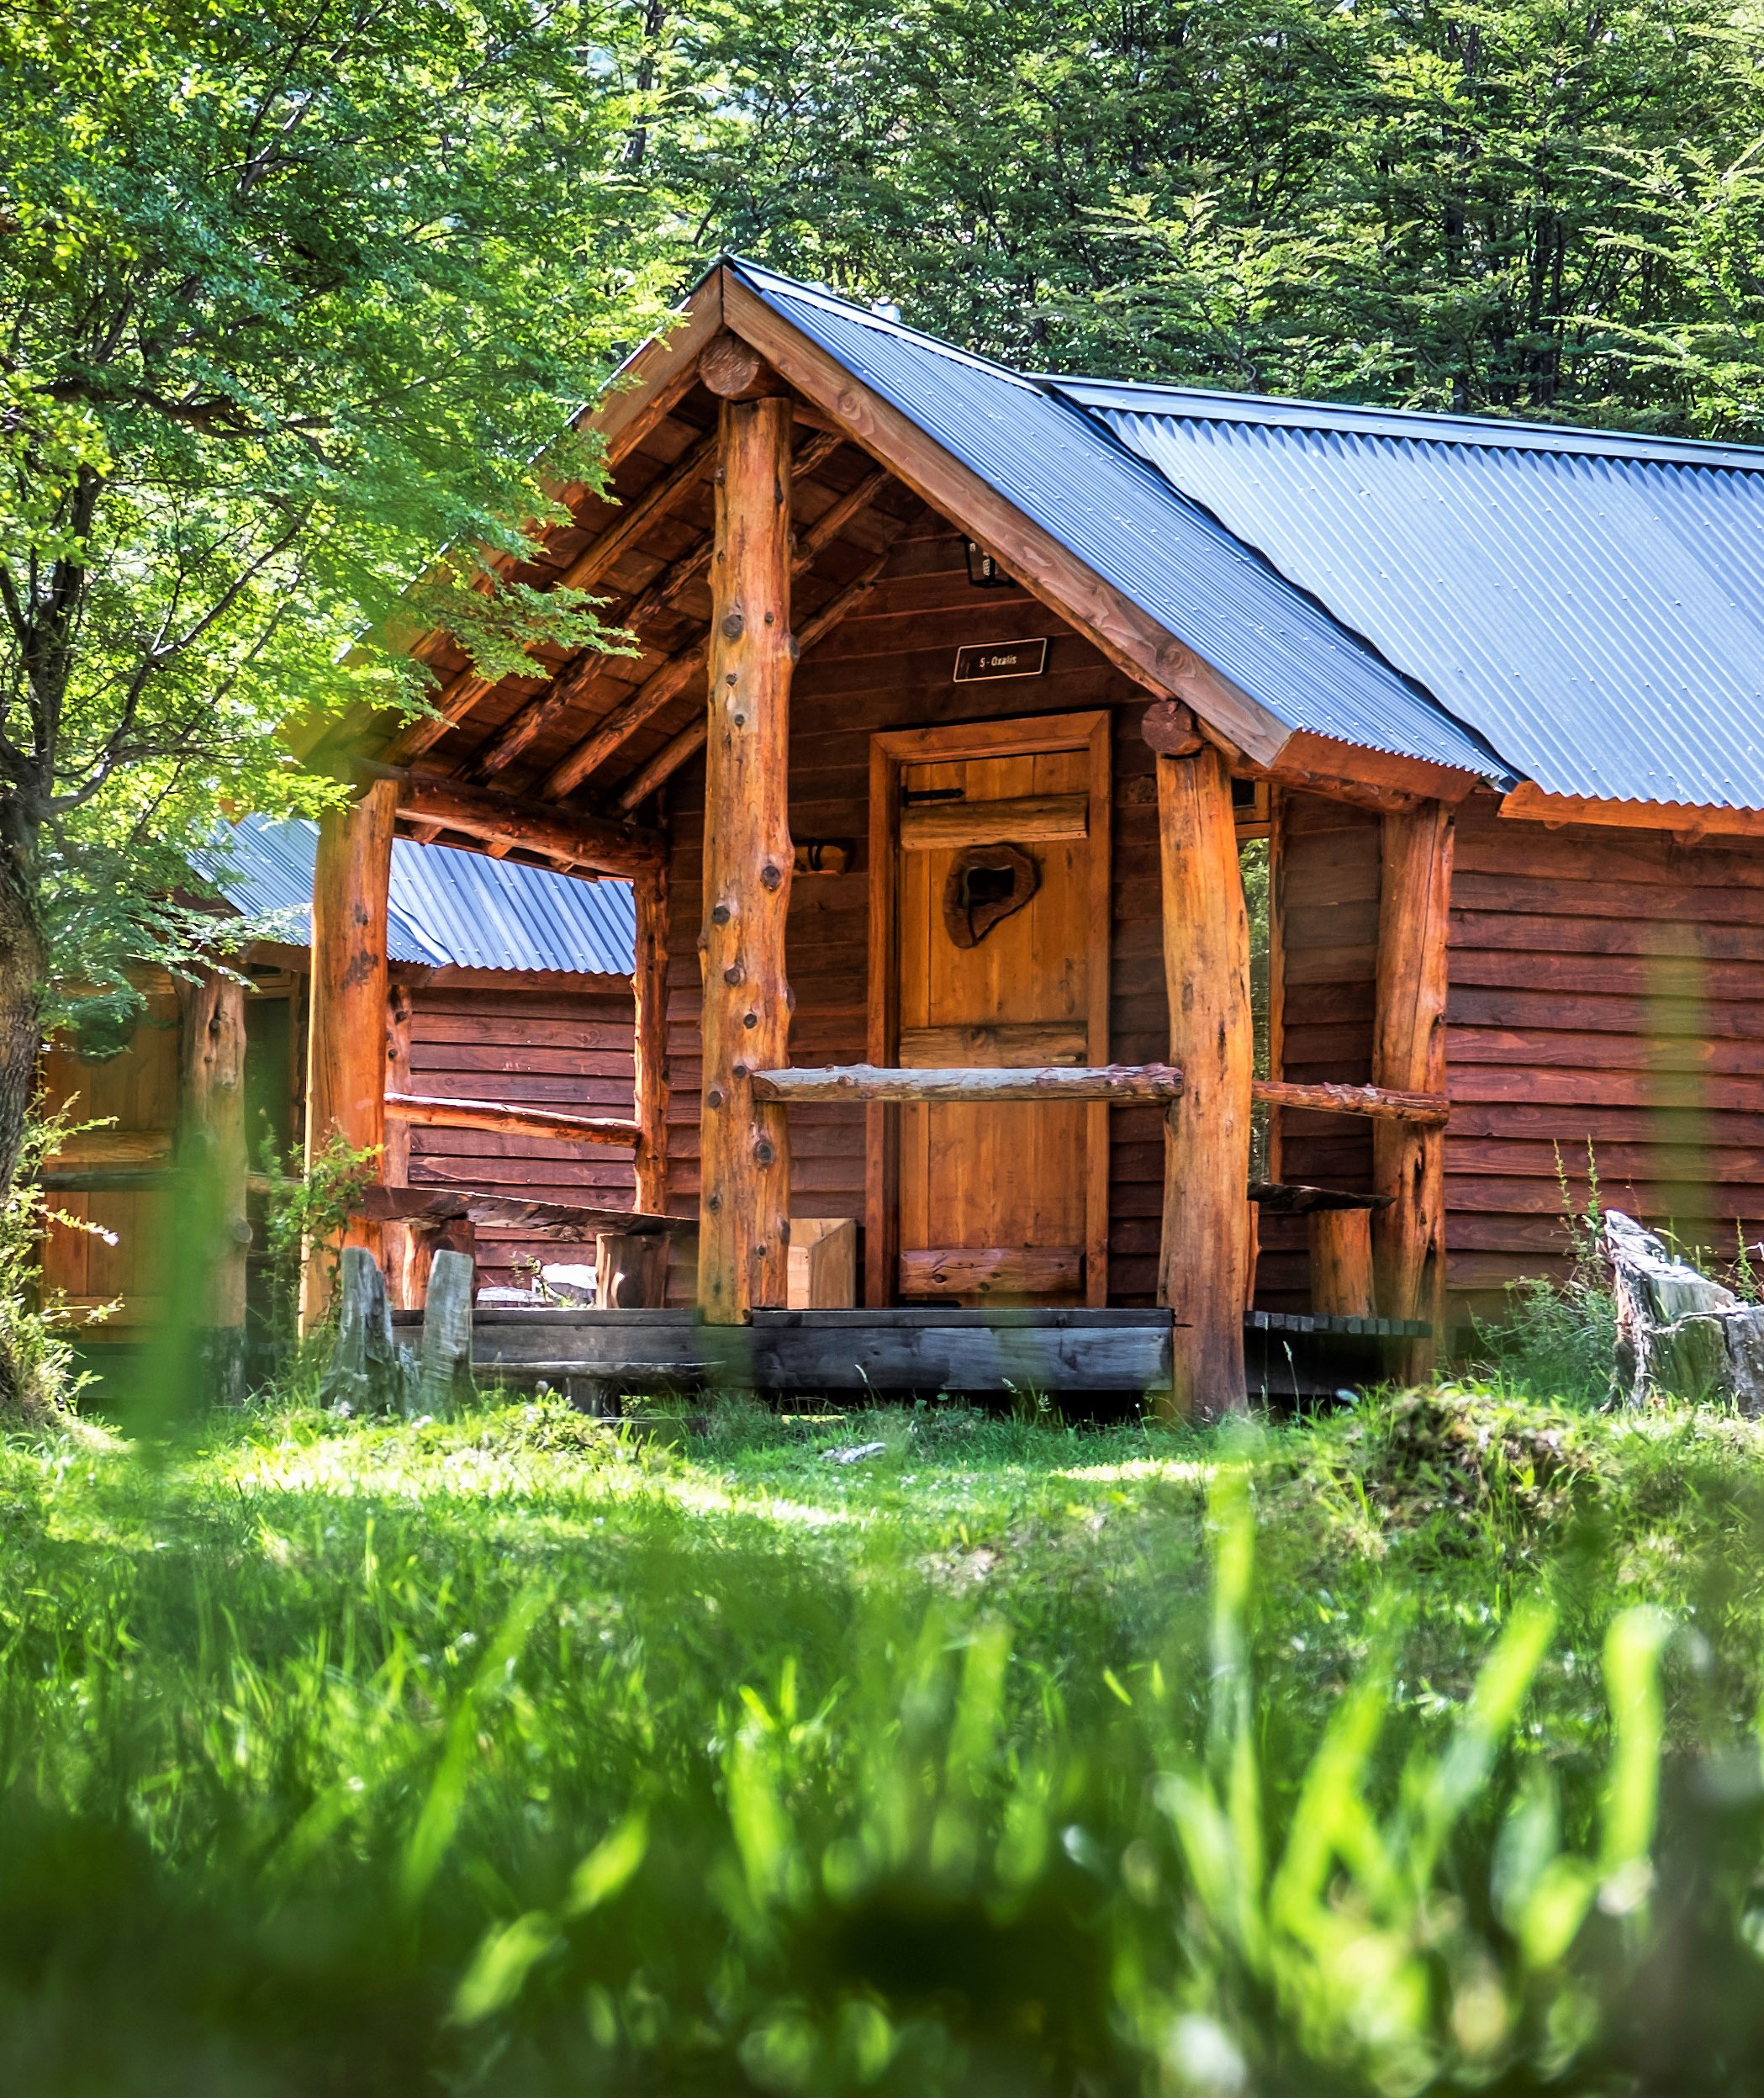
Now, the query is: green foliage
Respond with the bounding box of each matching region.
[2,1386,1764,2088]
[0,0,676,1049]
[258,1133,383,1361]
[673,0,1764,435]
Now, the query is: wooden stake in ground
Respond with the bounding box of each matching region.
[177,968,250,1403]
[1372,801,1454,1366]
[1156,744,1253,1418]
[697,389,795,1322]
[304,779,397,1323]
[633,865,671,1216]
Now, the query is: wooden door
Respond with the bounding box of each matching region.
[870,713,1111,1307]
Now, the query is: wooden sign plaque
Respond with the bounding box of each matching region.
[953,637,1048,683]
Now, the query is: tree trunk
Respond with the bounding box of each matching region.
[0,853,50,1422]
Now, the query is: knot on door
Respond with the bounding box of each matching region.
[943,843,1039,949]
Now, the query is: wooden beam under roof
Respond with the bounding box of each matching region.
[462,426,848,787]
[539,462,904,800]
[364,763,667,875]
[610,542,902,814]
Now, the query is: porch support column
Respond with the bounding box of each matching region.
[697,389,795,1322]
[1157,743,1253,1419]
[632,864,671,1217]
[178,968,250,1402]
[1373,801,1454,1370]
[302,778,397,1323]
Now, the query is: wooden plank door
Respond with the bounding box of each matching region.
[873,714,1110,1307]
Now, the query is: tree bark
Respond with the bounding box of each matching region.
[0,853,48,1419]
[178,969,251,1403]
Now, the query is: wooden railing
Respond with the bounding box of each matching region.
[750,1063,1183,1103]
[749,1065,1448,1126]
[384,1092,641,1147]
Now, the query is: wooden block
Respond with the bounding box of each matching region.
[596,1231,669,1308]
[788,1218,858,1308]
[1308,1208,1375,1319]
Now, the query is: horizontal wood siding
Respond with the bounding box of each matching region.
[1259,793,1380,1313]
[404,982,636,1290]
[1446,792,1764,1322]
[660,519,1165,1303]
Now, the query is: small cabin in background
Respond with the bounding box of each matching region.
[40,820,635,1376]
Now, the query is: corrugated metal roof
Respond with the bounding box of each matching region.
[732,262,1512,782]
[1085,400,1764,810]
[211,816,634,976]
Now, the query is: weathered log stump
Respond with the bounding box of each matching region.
[1606,1208,1764,1409]
[416,1249,474,1417]
[320,1246,416,1415]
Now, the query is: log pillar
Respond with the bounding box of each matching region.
[1372,801,1454,1370]
[632,865,671,1217]
[697,391,795,1323]
[177,968,250,1402]
[1156,744,1254,1418]
[383,982,415,1308]
[303,778,397,1323]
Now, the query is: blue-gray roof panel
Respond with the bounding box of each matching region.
[732,262,1510,781]
[1095,406,1764,810]
[214,817,634,975]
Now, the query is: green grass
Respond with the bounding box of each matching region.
[8,1382,1764,2092]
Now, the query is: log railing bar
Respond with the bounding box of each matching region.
[1252,1077,1450,1127]
[386,1092,642,1147]
[612,544,900,814]
[751,1062,1184,1104]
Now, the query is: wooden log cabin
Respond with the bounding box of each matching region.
[40,819,636,1388]
[288,257,1764,1416]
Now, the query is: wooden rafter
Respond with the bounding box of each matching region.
[380,430,720,768]
[386,1091,642,1147]
[611,542,900,814]
[369,764,666,874]
[467,429,848,790]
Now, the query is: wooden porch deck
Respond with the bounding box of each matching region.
[389,1303,1434,1403]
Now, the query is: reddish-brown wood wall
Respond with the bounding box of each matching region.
[402,980,636,1290]
[1446,792,1764,1324]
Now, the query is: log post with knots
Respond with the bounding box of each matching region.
[632,865,671,1217]
[696,341,796,1323]
[1372,801,1454,1368]
[1155,735,1254,1419]
[303,778,398,1327]
[177,967,251,1403]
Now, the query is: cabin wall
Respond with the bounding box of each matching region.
[1254,793,1381,1313]
[659,516,1170,1303]
[402,979,636,1291]
[1445,792,1764,1327]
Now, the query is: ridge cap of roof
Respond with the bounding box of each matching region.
[1040,373,1764,472]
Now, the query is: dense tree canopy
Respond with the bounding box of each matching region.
[0,0,673,1176]
[667,0,1764,433]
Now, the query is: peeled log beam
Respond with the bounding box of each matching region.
[632,866,671,1213]
[386,1091,642,1146]
[899,792,1088,850]
[371,765,666,874]
[613,551,896,815]
[1251,1078,1450,1127]
[305,778,397,1320]
[752,1062,1182,1103]
[179,969,251,1402]
[1373,801,1455,1356]
[1157,744,1253,1419]
[698,394,795,1323]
